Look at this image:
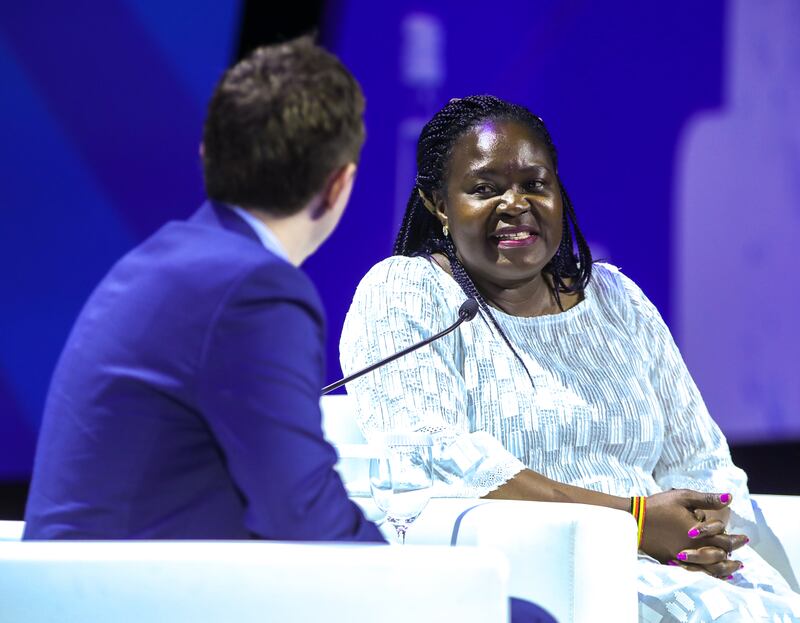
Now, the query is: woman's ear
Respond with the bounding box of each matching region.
[419,189,447,227]
[417,189,436,215]
[431,190,448,228]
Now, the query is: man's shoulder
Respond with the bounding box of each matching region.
[124,216,316,305]
[71,215,323,361]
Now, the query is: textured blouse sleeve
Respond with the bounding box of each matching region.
[617,269,756,531]
[339,257,525,497]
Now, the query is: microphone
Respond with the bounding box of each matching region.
[322,298,480,395]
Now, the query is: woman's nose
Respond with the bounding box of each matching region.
[496,190,529,215]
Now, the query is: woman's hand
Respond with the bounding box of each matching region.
[641,489,745,574]
[671,506,747,578]
[483,473,747,579]
[669,546,744,579]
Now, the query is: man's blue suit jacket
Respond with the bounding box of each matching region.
[24,201,382,542]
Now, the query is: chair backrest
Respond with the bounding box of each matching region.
[0,541,509,623]
[0,520,24,542]
[320,393,365,446]
[320,394,374,495]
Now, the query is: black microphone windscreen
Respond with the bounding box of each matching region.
[458,298,479,321]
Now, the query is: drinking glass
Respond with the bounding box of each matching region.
[369,433,433,544]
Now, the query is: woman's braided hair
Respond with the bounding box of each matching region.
[393,95,593,372]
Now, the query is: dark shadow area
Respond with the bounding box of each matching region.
[0,482,28,521]
[236,0,325,61]
[730,441,800,495]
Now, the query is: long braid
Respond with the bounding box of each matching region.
[393,95,593,374]
[437,238,538,388]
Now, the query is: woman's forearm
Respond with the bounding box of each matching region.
[482,468,630,512]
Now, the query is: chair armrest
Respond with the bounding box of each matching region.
[750,494,800,592]
[0,541,509,623]
[354,497,638,623]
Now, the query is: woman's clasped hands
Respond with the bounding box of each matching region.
[642,489,748,579]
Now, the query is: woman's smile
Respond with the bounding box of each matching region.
[491,225,540,249]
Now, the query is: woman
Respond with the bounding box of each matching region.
[340,95,800,621]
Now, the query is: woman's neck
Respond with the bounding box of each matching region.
[476,272,565,318]
[430,252,582,318]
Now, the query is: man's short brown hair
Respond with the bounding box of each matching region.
[202,37,365,216]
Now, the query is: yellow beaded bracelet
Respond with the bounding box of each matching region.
[630,496,647,548]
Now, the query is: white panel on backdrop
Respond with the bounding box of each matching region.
[675,0,800,442]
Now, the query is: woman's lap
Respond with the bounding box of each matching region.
[637,547,800,621]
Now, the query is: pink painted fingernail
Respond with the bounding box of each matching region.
[719,493,731,504]
[739,564,744,570]
[727,575,734,580]
[667,561,679,566]
[677,552,688,561]
[744,537,750,544]
[688,528,701,537]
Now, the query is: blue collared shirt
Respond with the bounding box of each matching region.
[229,205,290,263]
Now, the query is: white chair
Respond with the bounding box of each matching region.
[0,520,24,542]
[0,540,510,623]
[322,394,638,623]
[750,494,800,592]
[321,393,800,623]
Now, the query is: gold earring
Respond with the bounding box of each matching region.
[442,224,449,237]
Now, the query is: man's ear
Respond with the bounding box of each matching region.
[313,163,357,219]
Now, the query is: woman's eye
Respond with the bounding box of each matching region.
[526,180,545,191]
[472,184,495,195]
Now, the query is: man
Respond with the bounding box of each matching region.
[24,37,554,623]
[24,37,379,541]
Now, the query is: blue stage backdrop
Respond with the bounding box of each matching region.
[1,1,798,481]
[0,1,241,477]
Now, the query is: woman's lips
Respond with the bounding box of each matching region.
[492,230,539,249]
[497,234,538,249]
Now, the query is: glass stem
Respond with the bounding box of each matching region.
[395,525,407,545]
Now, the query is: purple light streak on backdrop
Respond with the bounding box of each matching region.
[0,2,207,239]
[676,0,800,442]
[0,1,240,478]
[0,33,136,436]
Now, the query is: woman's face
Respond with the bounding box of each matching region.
[435,120,563,289]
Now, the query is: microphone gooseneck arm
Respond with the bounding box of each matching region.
[321,298,479,395]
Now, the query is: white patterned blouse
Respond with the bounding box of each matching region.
[339,256,755,531]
